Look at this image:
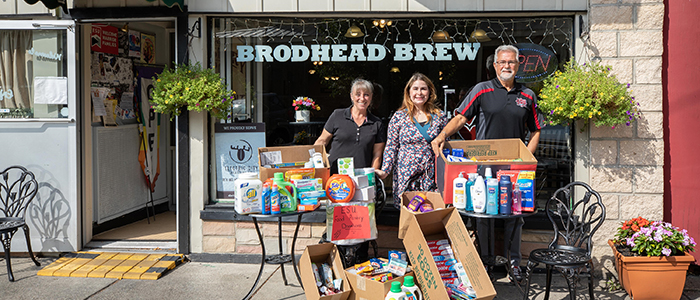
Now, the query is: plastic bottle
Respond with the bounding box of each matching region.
[401,276,422,300]
[270,182,280,215]
[466,173,476,211]
[512,183,522,215]
[452,172,468,209]
[499,175,513,215]
[326,174,355,203]
[485,178,499,215]
[472,175,486,213]
[385,281,407,300]
[261,181,271,214]
[273,172,298,213]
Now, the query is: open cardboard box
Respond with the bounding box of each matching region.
[258,145,331,186]
[344,269,415,300]
[403,207,496,300]
[398,191,446,239]
[436,139,537,204]
[299,243,352,300]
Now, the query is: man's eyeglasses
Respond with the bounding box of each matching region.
[495,60,519,66]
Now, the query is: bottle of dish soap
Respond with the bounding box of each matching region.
[401,275,422,300]
[385,281,407,300]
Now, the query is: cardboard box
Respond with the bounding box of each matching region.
[299,243,352,300]
[436,139,537,204]
[258,145,331,187]
[344,270,415,300]
[403,208,496,300]
[398,191,446,239]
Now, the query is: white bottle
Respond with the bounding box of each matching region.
[385,281,407,300]
[472,175,487,213]
[452,172,468,209]
[401,276,422,300]
[234,172,262,214]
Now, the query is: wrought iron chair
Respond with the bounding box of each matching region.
[0,166,41,281]
[522,181,605,300]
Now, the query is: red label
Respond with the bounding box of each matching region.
[331,205,370,241]
[91,24,119,55]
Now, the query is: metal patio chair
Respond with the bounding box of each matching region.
[0,166,41,281]
[522,181,605,300]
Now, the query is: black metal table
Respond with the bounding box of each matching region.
[243,210,312,300]
[458,210,537,294]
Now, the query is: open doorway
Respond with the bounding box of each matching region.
[80,20,177,251]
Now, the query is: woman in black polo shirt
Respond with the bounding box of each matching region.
[314,78,386,174]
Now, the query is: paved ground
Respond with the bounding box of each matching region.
[1,256,699,300]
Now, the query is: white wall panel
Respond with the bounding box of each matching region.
[17,0,50,14]
[229,0,262,12]
[334,0,370,11]
[563,0,585,11]
[299,0,333,11]
[263,0,297,11]
[0,1,16,14]
[189,1,230,11]
[484,0,520,11]
[372,0,406,11]
[523,0,559,11]
[445,0,480,11]
[408,0,442,11]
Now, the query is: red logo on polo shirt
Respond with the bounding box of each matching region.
[515,97,528,108]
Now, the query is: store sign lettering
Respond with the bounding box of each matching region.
[236,42,480,62]
[0,88,13,100]
[27,48,63,62]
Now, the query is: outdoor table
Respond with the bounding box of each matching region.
[458,210,537,294]
[243,210,312,300]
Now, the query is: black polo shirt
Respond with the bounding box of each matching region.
[456,78,546,141]
[324,106,386,173]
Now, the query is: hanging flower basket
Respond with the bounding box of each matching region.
[150,62,236,120]
[538,60,640,129]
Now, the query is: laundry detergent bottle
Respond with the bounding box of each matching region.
[385,281,407,300]
[273,172,298,212]
[401,276,422,300]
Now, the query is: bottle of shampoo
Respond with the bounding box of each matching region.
[499,175,513,215]
[452,172,468,209]
[465,173,476,211]
[486,178,499,215]
[472,175,486,213]
[401,276,422,300]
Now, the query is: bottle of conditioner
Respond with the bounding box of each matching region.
[472,175,487,213]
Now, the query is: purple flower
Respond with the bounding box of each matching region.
[626,238,636,247]
[556,85,559,89]
[550,110,554,115]
[626,122,630,126]
[627,83,631,88]
[662,248,672,256]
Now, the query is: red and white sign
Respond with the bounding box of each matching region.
[91,24,119,55]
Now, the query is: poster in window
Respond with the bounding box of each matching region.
[128,30,141,58]
[140,33,155,64]
[90,24,119,55]
[214,123,266,202]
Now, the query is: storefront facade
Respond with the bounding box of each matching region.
[2,0,674,269]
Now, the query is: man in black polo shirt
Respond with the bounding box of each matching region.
[432,45,546,282]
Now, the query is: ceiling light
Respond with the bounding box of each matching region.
[345,24,364,38]
[468,29,491,42]
[431,30,452,43]
[390,67,400,73]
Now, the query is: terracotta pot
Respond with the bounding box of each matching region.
[608,240,695,300]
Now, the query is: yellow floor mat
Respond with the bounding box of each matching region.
[38,252,183,280]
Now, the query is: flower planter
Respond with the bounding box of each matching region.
[608,240,695,300]
[295,110,310,122]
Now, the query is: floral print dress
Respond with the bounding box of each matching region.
[381,109,448,208]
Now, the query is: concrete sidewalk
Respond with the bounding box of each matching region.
[1,256,699,300]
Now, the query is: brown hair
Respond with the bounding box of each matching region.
[399,72,440,122]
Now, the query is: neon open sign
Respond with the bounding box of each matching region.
[515,43,558,83]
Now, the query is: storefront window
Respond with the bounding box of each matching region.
[0,29,69,119]
[211,17,573,210]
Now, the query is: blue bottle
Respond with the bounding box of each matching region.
[465,173,476,211]
[485,178,499,215]
[499,175,513,215]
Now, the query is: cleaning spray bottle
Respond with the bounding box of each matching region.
[452,172,468,209]
[401,275,422,300]
[270,182,280,215]
[273,172,298,212]
[385,281,407,300]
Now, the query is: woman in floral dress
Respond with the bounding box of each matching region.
[376,73,447,208]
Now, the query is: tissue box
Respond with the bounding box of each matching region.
[352,186,375,201]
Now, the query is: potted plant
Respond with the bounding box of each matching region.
[609,216,697,300]
[150,62,236,120]
[292,96,319,122]
[538,60,640,129]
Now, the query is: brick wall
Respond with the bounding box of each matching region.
[586,0,665,272]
